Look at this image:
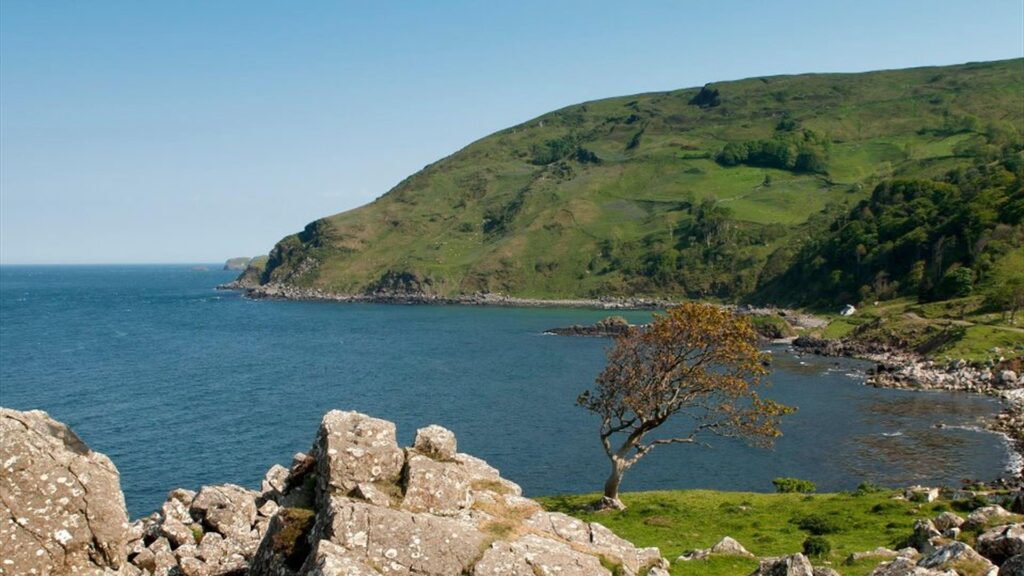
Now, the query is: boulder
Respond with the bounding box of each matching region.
[472,534,612,576]
[524,511,664,573]
[918,542,996,576]
[976,523,1024,566]
[318,497,487,575]
[400,452,472,515]
[868,557,952,576]
[933,512,964,533]
[190,484,259,542]
[301,540,379,576]
[313,410,405,498]
[0,408,129,575]
[1001,554,1024,576]
[965,506,1016,530]
[753,554,815,576]
[413,425,458,460]
[909,519,943,553]
[711,536,755,557]
[847,547,900,564]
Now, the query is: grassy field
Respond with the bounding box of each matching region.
[254,59,1023,304]
[809,297,1024,361]
[540,489,1020,576]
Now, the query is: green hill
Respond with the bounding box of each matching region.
[253,59,1023,306]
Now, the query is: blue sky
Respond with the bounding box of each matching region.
[1,1,1022,264]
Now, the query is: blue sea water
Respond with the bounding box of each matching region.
[0,265,1013,518]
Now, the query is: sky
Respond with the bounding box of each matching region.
[1,1,1022,264]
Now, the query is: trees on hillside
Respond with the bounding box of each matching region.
[577,303,792,510]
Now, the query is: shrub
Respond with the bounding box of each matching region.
[855,481,886,496]
[803,535,832,557]
[773,477,817,494]
[796,514,842,535]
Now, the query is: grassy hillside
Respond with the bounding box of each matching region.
[256,59,1023,304]
[541,489,1021,576]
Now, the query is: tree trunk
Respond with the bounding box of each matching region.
[599,461,627,510]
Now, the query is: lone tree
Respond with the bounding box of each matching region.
[577,303,793,510]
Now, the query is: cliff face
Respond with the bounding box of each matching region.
[0,408,668,576]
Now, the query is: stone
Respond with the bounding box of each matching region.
[400,452,472,515]
[524,510,663,572]
[976,523,1024,565]
[1002,554,1024,576]
[178,556,210,576]
[868,557,951,576]
[965,505,1016,530]
[413,425,458,460]
[909,519,942,553]
[161,515,197,548]
[314,410,405,497]
[261,463,290,498]
[258,499,280,518]
[162,494,194,525]
[249,507,317,576]
[472,534,612,576]
[0,408,129,575]
[918,542,996,576]
[301,540,380,576]
[906,486,940,503]
[321,497,488,575]
[350,482,394,507]
[454,452,522,496]
[710,536,755,557]
[847,547,900,564]
[196,531,226,563]
[131,547,157,572]
[190,484,258,541]
[753,554,815,576]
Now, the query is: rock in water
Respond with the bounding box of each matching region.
[0,408,129,574]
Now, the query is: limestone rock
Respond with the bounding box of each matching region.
[320,497,487,575]
[847,547,900,564]
[976,523,1024,566]
[190,484,259,541]
[301,540,379,576]
[965,506,1016,530]
[413,425,458,460]
[918,542,996,576]
[401,452,472,515]
[933,512,964,533]
[454,452,522,497]
[0,408,129,575]
[710,536,755,557]
[868,557,953,576]
[909,519,943,553]
[472,534,612,576]
[753,554,815,576]
[314,410,405,497]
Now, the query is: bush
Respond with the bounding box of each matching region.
[803,535,832,557]
[855,481,886,496]
[796,514,843,535]
[773,477,817,493]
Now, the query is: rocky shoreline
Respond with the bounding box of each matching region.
[217,282,676,310]
[792,336,1024,484]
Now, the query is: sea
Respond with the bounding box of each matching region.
[0,265,1014,518]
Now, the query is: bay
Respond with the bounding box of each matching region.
[0,265,1011,517]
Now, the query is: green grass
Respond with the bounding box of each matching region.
[254,59,1023,302]
[540,490,960,576]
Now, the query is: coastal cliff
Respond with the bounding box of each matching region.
[0,408,667,576]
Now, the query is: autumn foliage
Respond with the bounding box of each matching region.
[578,303,793,509]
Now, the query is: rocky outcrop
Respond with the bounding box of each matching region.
[0,407,666,576]
[544,316,636,337]
[751,553,815,576]
[223,257,251,271]
[678,536,755,561]
[0,408,130,575]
